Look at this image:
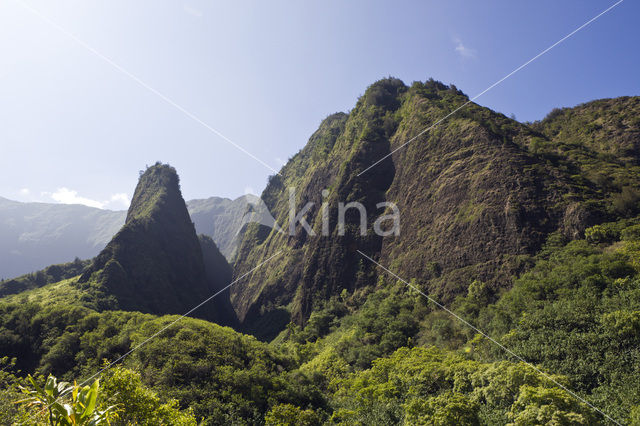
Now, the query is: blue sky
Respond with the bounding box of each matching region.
[1,0,638,208]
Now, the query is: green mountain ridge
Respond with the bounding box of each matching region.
[232,78,635,338]
[1,78,640,425]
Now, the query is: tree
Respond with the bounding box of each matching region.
[0,357,29,424]
[508,385,597,425]
[264,404,320,425]
[100,366,197,426]
[405,392,480,426]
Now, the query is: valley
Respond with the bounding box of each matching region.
[1,79,639,425]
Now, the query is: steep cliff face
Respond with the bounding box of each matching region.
[79,163,235,325]
[231,78,622,338]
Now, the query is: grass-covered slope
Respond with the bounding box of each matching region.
[533,97,640,166]
[0,257,90,298]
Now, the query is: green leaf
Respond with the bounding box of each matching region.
[82,380,99,418]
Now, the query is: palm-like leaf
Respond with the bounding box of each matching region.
[16,374,118,425]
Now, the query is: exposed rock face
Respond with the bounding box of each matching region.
[232,79,636,338]
[79,163,235,325]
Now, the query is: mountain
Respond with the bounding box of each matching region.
[77,163,236,324]
[0,194,258,279]
[199,234,238,325]
[231,79,639,338]
[188,194,264,261]
[533,96,640,165]
[1,79,640,424]
[0,197,125,280]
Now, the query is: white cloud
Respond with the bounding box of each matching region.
[108,193,130,208]
[454,37,477,59]
[19,188,30,196]
[244,186,256,195]
[48,188,104,208]
[275,157,286,167]
[44,188,130,210]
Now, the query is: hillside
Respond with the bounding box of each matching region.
[533,97,640,165]
[231,78,615,336]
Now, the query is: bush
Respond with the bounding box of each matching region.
[264,403,321,425]
[585,225,618,244]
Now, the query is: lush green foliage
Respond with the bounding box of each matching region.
[13,367,196,425]
[100,366,197,425]
[472,221,640,422]
[2,82,640,425]
[8,222,639,423]
[0,258,90,298]
[0,357,30,424]
[0,304,324,424]
[17,375,117,425]
[329,347,597,425]
[268,218,640,424]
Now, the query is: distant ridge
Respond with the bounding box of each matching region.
[0,193,258,279]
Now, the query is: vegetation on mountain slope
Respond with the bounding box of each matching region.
[529,97,640,220]
[266,217,640,424]
[232,79,634,338]
[0,257,90,298]
[0,305,324,424]
[77,163,236,325]
[1,79,640,424]
[4,215,640,423]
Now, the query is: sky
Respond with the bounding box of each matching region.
[0,0,638,209]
